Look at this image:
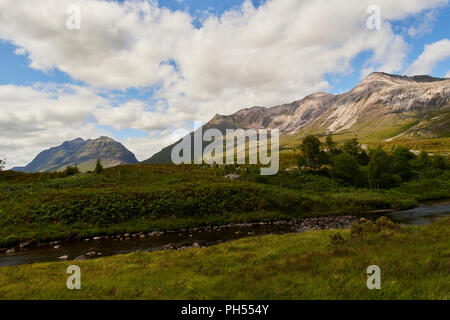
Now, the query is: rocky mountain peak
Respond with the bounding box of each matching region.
[144,72,450,164]
[13,136,138,173]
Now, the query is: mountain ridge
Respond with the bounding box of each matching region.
[143,72,450,164]
[13,136,138,173]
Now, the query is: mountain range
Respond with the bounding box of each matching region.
[12,136,138,173]
[11,72,450,171]
[143,72,450,164]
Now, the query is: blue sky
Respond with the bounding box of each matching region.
[0,0,449,167]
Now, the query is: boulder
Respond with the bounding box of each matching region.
[224,173,240,180]
[19,239,37,249]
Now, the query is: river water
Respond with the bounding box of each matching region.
[1,202,449,267]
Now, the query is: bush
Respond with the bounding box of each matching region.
[64,165,80,176]
[351,217,400,239]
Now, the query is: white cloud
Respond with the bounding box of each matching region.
[0,0,449,166]
[14,48,26,55]
[407,39,450,75]
[123,128,190,161]
[446,71,450,78]
[0,0,195,90]
[0,84,110,167]
[408,10,438,37]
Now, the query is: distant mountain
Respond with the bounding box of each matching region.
[143,72,450,164]
[13,136,138,173]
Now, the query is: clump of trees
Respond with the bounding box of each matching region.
[64,165,80,176]
[297,134,448,189]
[0,158,5,171]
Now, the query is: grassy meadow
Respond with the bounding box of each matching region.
[0,217,448,299]
[1,163,449,248]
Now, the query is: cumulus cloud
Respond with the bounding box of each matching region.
[0,84,109,167]
[0,0,448,166]
[407,39,450,75]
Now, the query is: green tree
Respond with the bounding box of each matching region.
[431,155,448,170]
[413,151,431,170]
[357,149,370,166]
[95,159,104,174]
[378,173,402,189]
[391,146,414,181]
[342,138,361,159]
[331,153,364,186]
[297,155,308,168]
[324,134,339,156]
[64,165,80,176]
[0,158,5,171]
[368,148,395,188]
[300,135,322,168]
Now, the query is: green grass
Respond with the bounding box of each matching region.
[0,165,449,247]
[0,218,448,300]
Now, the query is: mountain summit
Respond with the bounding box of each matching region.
[144,72,450,164]
[13,136,138,173]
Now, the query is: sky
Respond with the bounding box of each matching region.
[0,0,449,168]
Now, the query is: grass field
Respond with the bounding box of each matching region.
[0,217,448,300]
[1,164,449,248]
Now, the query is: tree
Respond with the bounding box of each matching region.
[300,135,322,168]
[94,159,104,174]
[0,158,5,171]
[64,165,80,176]
[324,134,339,156]
[431,155,448,170]
[357,149,370,166]
[297,155,308,168]
[331,153,364,186]
[390,146,414,181]
[413,151,431,170]
[368,148,400,188]
[342,138,361,159]
[378,173,402,189]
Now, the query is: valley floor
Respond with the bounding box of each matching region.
[0,218,448,300]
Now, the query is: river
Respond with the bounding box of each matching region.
[0,202,449,267]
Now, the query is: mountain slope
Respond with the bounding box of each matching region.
[143,72,450,164]
[13,136,138,172]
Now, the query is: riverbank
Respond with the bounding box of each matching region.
[0,215,358,266]
[0,217,448,300]
[1,166,448,249]
[0,190,420,249]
